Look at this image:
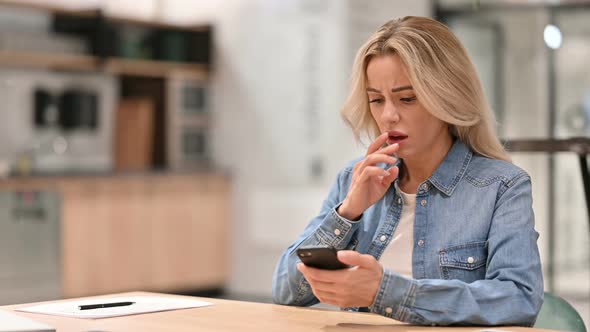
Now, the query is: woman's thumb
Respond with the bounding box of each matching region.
[337,250,372,268]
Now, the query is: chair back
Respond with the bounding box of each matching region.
[534,292,587,332]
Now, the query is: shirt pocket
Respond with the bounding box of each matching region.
[438,241,488,283]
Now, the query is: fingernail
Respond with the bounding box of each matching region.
[383,171,390,176]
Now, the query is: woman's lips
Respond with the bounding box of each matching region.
[386,131,408,145]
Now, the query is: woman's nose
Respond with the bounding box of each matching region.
[381,102,400,123]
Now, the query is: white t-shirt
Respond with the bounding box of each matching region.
[379,190,416,279]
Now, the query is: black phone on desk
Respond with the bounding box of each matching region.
[296,246,349,270]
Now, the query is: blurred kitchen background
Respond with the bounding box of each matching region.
[0,0,587,326]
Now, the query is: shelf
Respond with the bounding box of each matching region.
[107,15,209,33]
[0,51,99,71]
[104,58,208,79]
[0,51,209,78]
[0,1,211,77]
[504,137,590,231]
[0,0,208,33]
[0,168,223,183]
[0,0,97,18]
[503,137,590,154]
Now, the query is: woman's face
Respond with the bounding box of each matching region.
[366,54,451,161]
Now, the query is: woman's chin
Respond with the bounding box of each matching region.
[394,147,412,160]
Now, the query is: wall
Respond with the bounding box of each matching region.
[553,9,590,295]
[203,0,432,297]
[0,0,429,298]
[447,7,589,308]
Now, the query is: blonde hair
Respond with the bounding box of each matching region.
[341,16,510,162]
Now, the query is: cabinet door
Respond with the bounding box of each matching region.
[149,175,229,290]
[61,175,229,297]
[0,190,61,304]
[62,179,117,296]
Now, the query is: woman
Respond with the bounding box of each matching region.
[272,16,543,326]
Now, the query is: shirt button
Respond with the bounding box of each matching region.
[467,256,475,264]
[417,239,425,247]
[421,183,429,191]
[397,197,401,204]
[420,199,427,206]
[380,235,387,242]
[385,307,393,314]
[334,229,341,236]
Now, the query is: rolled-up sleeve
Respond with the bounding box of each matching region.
[272,168,362,306]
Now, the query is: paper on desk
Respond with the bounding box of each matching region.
[15,296,213,319]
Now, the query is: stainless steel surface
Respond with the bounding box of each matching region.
[0,190,61,305]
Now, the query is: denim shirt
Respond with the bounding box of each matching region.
[272,140,544,326]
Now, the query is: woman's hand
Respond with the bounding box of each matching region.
[297,250,383,308]
[338,133,399,220]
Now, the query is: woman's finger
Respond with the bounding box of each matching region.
[310,281,339,294]
[363,154,397,167]
[365,133,389,157]
[383,166,399,185]
[316,294,343,307]
[359,166,391,183]
[356,141,398,173]
[354,154,397,182]
[374,142,400,156]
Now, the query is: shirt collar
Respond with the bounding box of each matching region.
[428,140,472,196]
[392,140,472,196]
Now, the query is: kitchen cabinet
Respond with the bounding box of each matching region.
[0,173,229,298]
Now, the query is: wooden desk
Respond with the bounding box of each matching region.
[1,292,557,332]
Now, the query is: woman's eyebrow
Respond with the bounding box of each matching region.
[391,85,413,93]
[365,86,413,93]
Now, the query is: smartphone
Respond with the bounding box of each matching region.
[296,246,349,270]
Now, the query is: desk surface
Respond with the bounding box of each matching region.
[0,292,556,332]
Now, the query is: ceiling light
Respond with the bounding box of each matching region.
[544,24,563,49]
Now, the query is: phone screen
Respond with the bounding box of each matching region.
[296,246,349,270]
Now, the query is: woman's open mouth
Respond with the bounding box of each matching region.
[386,131,408,145]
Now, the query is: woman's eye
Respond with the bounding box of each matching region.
[369,98,384,104]
[400,97,417,103]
